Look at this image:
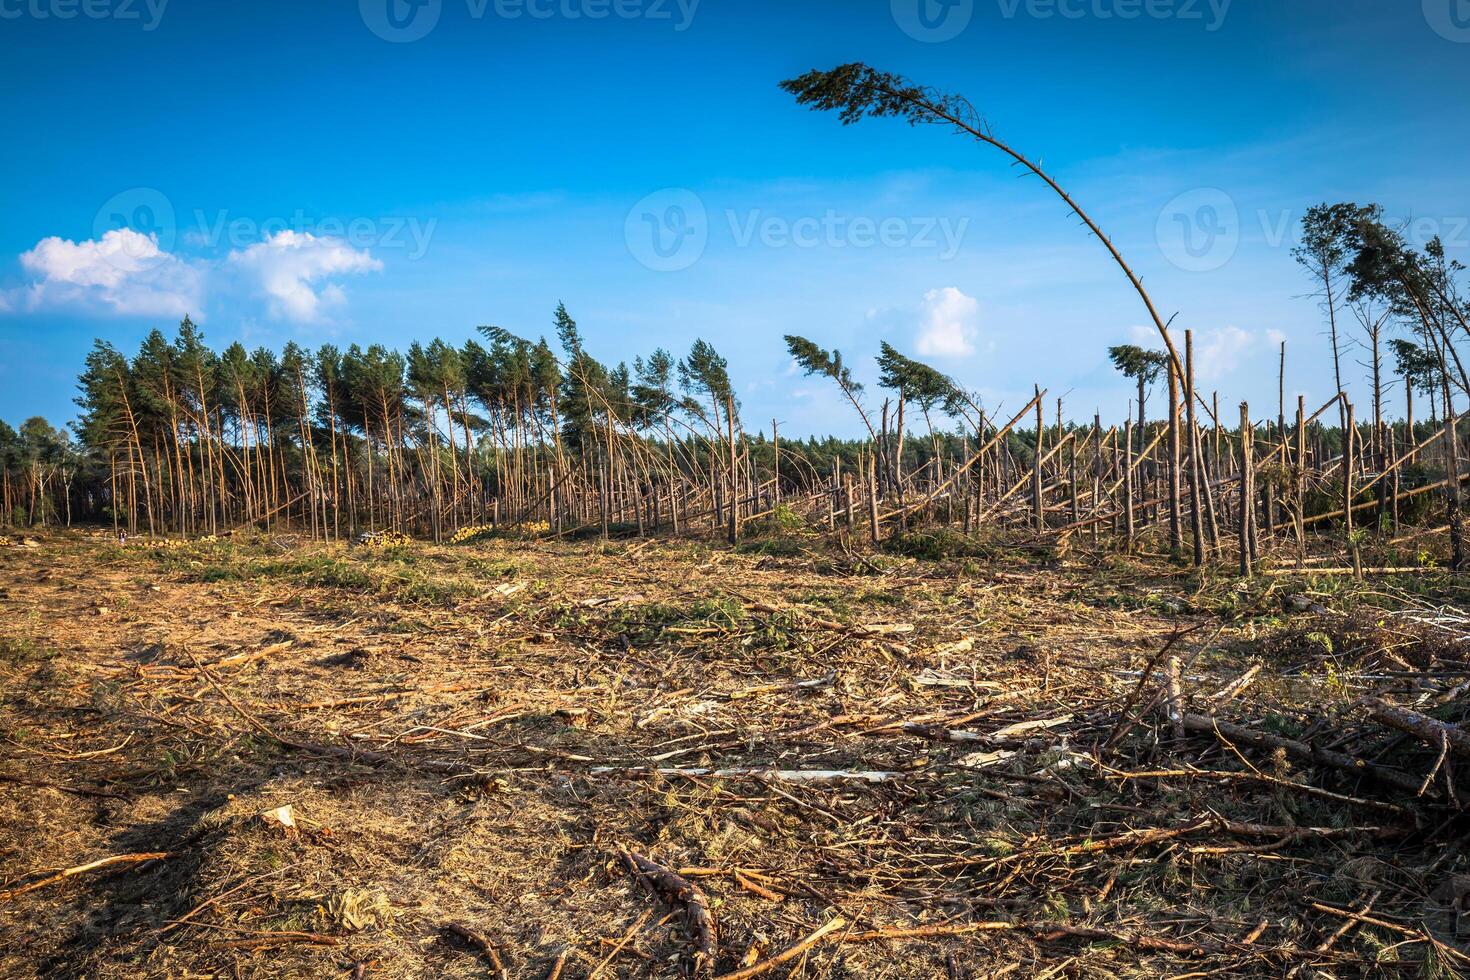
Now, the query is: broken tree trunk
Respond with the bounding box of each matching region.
[1179,712,1426,796]
[623,850,718,975]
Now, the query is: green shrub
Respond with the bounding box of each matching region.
[882,528,994,561]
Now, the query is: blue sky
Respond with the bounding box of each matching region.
[1,0,1468,436]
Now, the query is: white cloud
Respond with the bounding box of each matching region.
[915,287,979,358]
[227,230,381,323]
[13,228,203,316]
[1195,326,1262,382]
[1123,324,1282,384]
[3,227,383,324]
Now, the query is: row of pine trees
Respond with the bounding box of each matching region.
[33,304,985,540]
[60,305,738,538]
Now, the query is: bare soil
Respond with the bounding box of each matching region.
[2,530,1469,978]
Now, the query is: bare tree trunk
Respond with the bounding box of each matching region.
[1239,402,1255,579]
[1168,364,1182,554]
[1345,401,1360,578]
[867,451,880,546]
[1032,386,1044,532]
[1123,419,1135,551]
[771,419,780,506]
[726,393,738,545]
[1446,405,1464,571]
[1295,396,1307,556]
[1185,331,1204,567]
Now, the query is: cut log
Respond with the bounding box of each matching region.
[441,923,509,979]
[594,767,903,784]
[1364,699,1470,759]
[0,851,174,902]
[713,917,846,980]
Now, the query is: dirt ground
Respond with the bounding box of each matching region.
[3,529,1470,978]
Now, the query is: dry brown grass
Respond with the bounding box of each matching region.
[2,529,1469,978]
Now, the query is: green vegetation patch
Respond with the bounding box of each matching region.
[133,540,486,607]
[882,528,998,561]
